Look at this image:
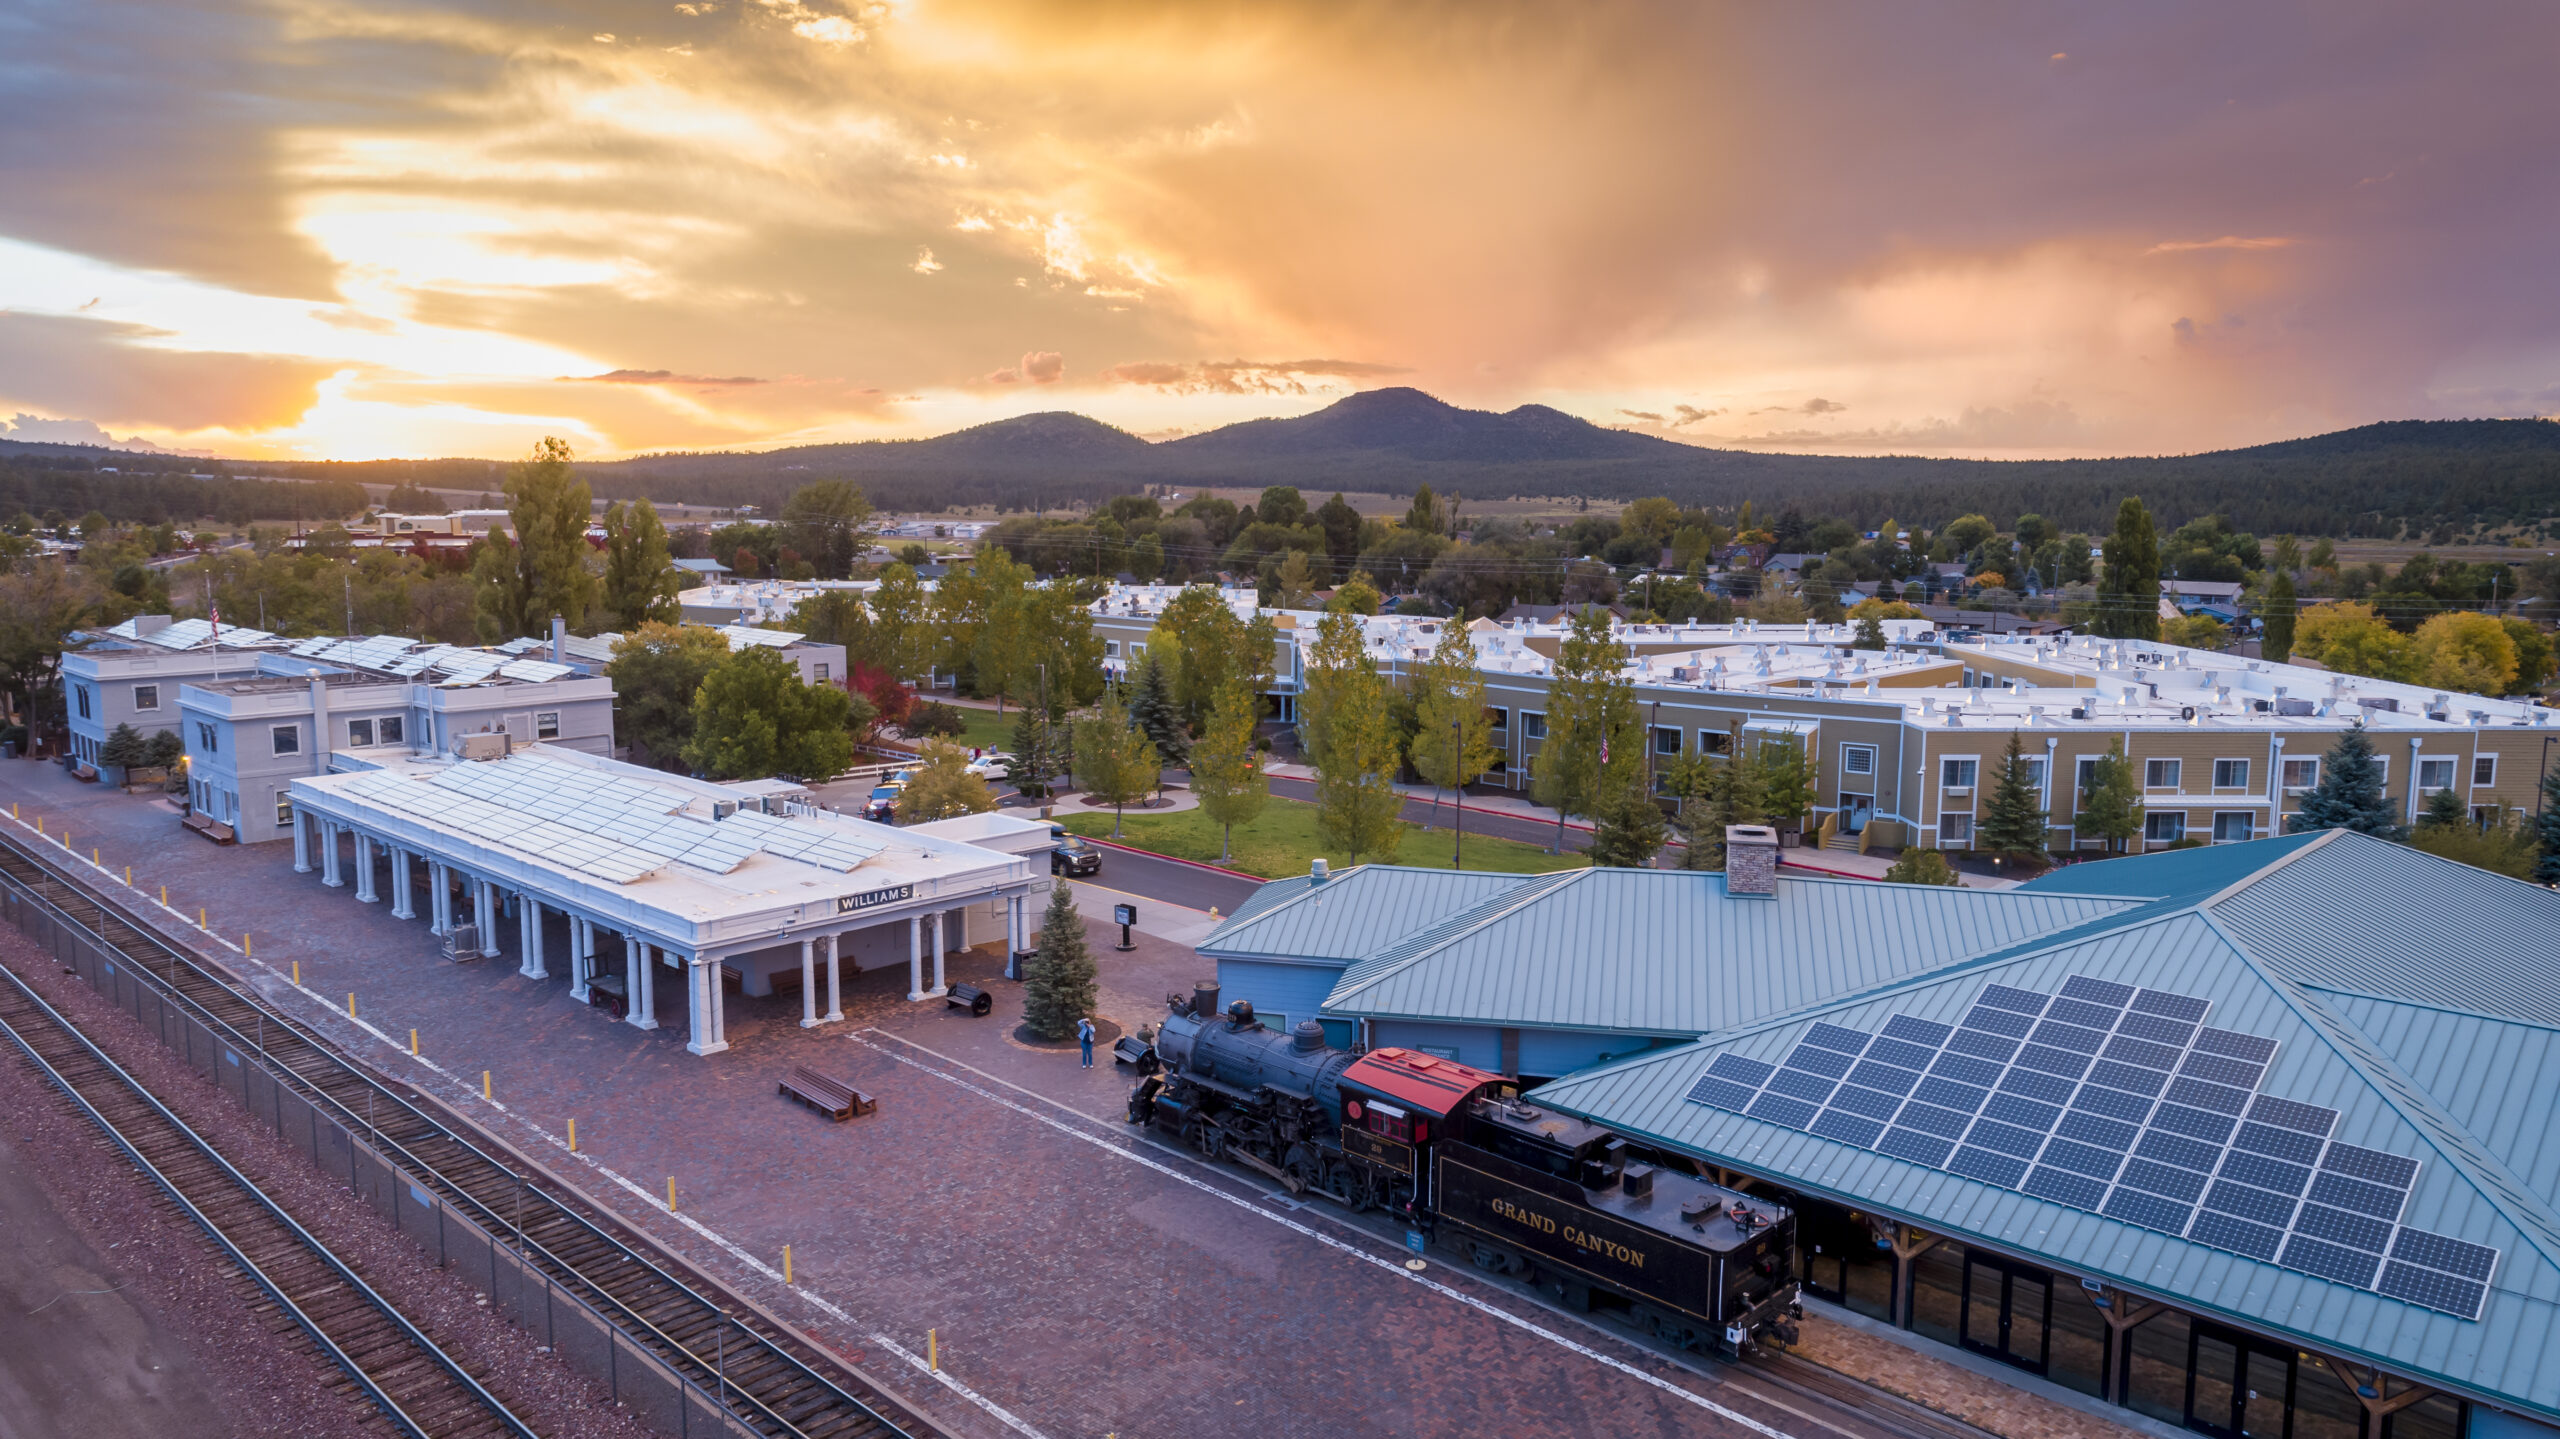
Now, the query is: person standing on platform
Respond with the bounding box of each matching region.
[1077,1016,1096,1068]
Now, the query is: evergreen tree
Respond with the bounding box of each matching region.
[1665,737,1762,870]
[97,722,149,768]
[1128,650,1188,765]
[1853,614,1887,650]
[2096,495,2161,641]
[473,437,596,641]
[2535,766,2560,885]
[2287,724,2405,839]
[1022,880,1097,1041]
[2261,569,2297,665]
[1189,681,1268,864]
[599,497,682,630]
[2416,785,2468,832]
[1586,769,1668,868]
[1978,731,2052,862]
[1008,705,1056,797]
[2077,737,2144,854]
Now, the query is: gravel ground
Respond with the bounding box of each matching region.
[0,925,656,1439]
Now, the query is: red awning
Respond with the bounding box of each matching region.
[1342,1048,1504,1119]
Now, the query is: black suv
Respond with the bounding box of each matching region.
[1051,833,1102,876]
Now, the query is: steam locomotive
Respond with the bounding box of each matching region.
[1127,987,1802,1357]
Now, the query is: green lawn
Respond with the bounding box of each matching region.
[1058,795,1588,880]
[905,702,1019,755]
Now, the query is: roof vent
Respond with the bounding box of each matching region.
[1309,857,1329,884]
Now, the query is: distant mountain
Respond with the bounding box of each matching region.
[1163,386,1676,463]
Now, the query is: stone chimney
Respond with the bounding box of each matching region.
[1725,825,1778,898]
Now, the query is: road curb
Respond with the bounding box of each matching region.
[1072,837,1267,884]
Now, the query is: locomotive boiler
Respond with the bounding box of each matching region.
[1128,992,1802,1357]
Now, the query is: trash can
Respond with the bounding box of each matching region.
[1007,948,1037,981]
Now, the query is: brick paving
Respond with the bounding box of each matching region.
[0,757,2128,1439]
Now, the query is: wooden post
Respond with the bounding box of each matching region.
[1889,1223,1943,1328]
[2082,1284,2163,1403]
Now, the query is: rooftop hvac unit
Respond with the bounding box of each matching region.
[455,732,509,761]
[713,799,738,819]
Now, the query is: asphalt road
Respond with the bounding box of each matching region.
[1063,842,1264,916]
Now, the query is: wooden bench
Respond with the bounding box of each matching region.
[779,1066,875,1122]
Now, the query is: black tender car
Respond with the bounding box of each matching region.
[1051,834,1102,876]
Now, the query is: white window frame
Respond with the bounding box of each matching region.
[196,721,218,754]
[1522,711,1547,741]
[2212,811,2253,844]
[1939,813,1975,845]
[132,684,160,712]
[2417,757,2455,793]
[1841,743,1877,780]
[2372,757,2389,787]
[2144,758,2182,790]
[379,715,404,746]
[1652,726,1681,756]
[2281,757,2319,792]
[2472,755,2496,788]
[2145,811,2188,844]
[75,685,91,720]
[1486,706,1508,732]
[536,711,561,740]
[812,663,829,684]
[1698,728,1731,755]
[2212,758,2250,790]
[275,792,293,826]
[1940,756,1978,790]
[271,724,300,756]
[346,718,375,747]
[1104,640,1121,658]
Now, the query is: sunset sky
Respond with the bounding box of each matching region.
[3,1,2556,461]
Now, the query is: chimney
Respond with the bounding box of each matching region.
[550,613,566,663]
[1725,825,1778,897]
[1309,857,1329,884]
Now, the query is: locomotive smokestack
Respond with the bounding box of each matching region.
[1192,980,1221,1019]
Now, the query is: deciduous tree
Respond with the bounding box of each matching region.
[1533,607,1638,850]
[1300,611,1404,863]
[2261,569,2298,665]
[1409,620,1496,828]
[1586,768,1667,868]
[685,645,864,781]
[2077,737,2144,854]
[607,623,730,770]
[599,497,681,630]
[2413,612,2518,696]
[1074,685,1159,838]
[1189,681,1268,865]
[1884,849,1963,886]
[899,740,998,822]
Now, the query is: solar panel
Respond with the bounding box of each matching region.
[1670,973,2495,1320]
[499,659,573,683]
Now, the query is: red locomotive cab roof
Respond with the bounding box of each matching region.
[1342,1048,1506,1119]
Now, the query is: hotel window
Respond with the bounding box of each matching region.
[2075,755,2104,796]
[378,716,404,745]
[1522,712,1547,740]
[1104,640,1121,658]
[2417,758,2456,792]
[75,686,91,720]
[1652,726,1681,756]
[2145,812,2187,844]
[2212,812,2253,843]
[347,718,375,747]
[133,684,160,712]
[536,711,561,739]
[2144,758,2181,789]
[276,792,293,826]
[2212,759,2249,789]
[1841,744,1876,778]
[2019,757,2048,793]
[1939,813,1974,845]
[2471,755,2496,788]
[271,724,300,756]
[1698,729,1732,755]
[1940,758,1977,789]
[812,663,829,684]
[196,721,218,754]
[2281,757,2319,791]
[1485,706,1507,732]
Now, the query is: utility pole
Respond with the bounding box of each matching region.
[345,571,355,635]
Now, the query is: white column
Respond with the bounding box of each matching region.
[426,863,444,933]
[292,811,311,874]
[799,938,818,1028]
[687,958,730,1056]
[569,919,592,1002]
[519,896,547,979]
[929,912,947,996]
[436,865,453,935]
[389,849,414,920]
[823,932,843,1024]
[907,916,925,1001]
[626,937,656,1030]
[1009,895,1026,952]
[354,834,378,902]
[321,824,344,887]
[956,906,969,950]
[479,880,501,958]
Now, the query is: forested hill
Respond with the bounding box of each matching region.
[8,402,2558,537]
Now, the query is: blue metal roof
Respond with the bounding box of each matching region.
[1529,833,2560,1421]
[1321,867,2140,1036]
[1197,865,1535,966]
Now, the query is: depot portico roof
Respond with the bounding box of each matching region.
[288,746,1028,957]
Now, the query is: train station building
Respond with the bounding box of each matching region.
[284,745,1050,1056]
[1199,834,2560,1439]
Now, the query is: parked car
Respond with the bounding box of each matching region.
[861,786,900,824]
[1051,834,1102,876]
[965,752,1015,781]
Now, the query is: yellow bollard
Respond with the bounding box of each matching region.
[928,1328,939,1372]
[409,1028,418,1056]
[783,1244,793,1285]
[567,1117,577,1152]
[482,1070,491,1101]
[124,865,131,886]
[160,884,168,907]
[198,907,207,928]
[244,935,252,958]
[92,847,99,865]
[667,1177,678,1212]
[292,960,301,986]
[347,993,357,1019]
[34,816,41,834]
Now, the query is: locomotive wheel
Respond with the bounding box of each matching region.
[1321,1166,1359,1208]
[1467,1241,1519,1275]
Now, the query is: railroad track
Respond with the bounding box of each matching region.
[0,827,931,1439]
[0,948,534,1439]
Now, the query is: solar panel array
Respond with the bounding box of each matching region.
[146,618,281,650]
[335,753,888,886]
[497,659,574,683]
[1684,975,2500,1319]
[720,626,804,651]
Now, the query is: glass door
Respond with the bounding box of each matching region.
[2243,1347,2295,1439]
[1960,1252,2053,1374]
[2186,1323,2295,1439]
